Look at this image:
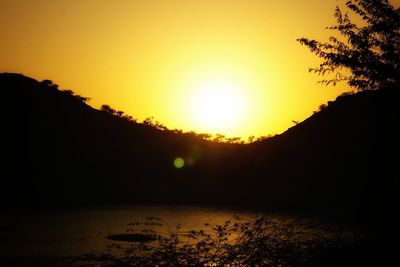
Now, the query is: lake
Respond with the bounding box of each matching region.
[0,205,259,260]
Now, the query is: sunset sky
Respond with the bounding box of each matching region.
[2,0,399,139]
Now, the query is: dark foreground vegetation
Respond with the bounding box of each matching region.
[71,215,391,267]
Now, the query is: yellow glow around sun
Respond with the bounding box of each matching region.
[0,0,357,139]
[189,79,248,134]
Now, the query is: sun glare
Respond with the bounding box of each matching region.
[189,79,247,134]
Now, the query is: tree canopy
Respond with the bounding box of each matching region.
[298,0,400,91]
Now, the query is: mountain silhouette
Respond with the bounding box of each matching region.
[2,73,398,227]
[243,88,398,220]
[2,73,243,207]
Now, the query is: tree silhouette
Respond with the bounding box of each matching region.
[41,79,59,90]
[62,89,91,103]
[100,104,116,115]
[298,0,400,91]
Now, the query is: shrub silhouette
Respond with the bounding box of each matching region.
[74,216,358,267]
[62,89,91,103]
[101,104,117,115]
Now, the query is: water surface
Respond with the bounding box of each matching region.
[0,205,257,259]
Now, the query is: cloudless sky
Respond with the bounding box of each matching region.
[1,0,399,139]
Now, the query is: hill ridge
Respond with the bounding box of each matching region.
[1,73,398,226]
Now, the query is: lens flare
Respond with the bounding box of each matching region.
[173,157,185,168]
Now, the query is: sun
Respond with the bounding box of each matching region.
[189,79,247,134]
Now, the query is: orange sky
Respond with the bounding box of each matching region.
[1,0,399,139]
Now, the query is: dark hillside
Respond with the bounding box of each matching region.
[2,73,398,229]
[1,73,242,207]
[242,87,399,227]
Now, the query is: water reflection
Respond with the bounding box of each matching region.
[0,205,257,259]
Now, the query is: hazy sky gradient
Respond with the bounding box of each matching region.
[2,0,399,138]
